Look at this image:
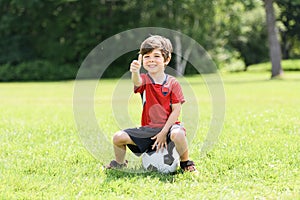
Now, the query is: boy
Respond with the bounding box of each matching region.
[106,35,196,172]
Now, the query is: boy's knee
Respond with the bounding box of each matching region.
[113,131,129,145]
[170,128,186,142]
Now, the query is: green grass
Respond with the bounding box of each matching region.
[1,69,300,199]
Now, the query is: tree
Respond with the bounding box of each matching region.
[277,0,300,59]
[138,0,215,75]
[264,0,283,78]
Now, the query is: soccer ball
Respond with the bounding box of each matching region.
[142,142,180,173]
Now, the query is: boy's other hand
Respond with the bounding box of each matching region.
[151,131,168,152]
[130,54,142,73]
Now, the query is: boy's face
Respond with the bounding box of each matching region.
[142,49,170,74]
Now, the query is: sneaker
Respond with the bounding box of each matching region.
[105,160,128,169]
[180,160,197,172]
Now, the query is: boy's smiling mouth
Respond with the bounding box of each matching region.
[148,65,156,68]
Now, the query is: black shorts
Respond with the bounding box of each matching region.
[124,124,183,156]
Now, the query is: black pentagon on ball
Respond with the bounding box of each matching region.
[147,164,158,171]
[164,154,175,166]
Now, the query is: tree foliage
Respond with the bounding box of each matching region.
[0,0,298,80]
[277,0,300,59]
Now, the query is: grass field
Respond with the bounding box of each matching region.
[0,68,300,199]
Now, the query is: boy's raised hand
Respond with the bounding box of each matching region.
[130,54,142,73]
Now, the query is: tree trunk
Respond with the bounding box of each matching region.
[281,31,291,59]
[174,35,185,76]
[174,35,194,76]
[264,0,283,78]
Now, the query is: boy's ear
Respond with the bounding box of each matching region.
[164,55,171,65]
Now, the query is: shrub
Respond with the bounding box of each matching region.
[0,60,77,82]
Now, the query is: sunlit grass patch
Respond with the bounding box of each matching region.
[0,71,299,199]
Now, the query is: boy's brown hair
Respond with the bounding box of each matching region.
[139,35,173,61]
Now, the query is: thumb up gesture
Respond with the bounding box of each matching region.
[130,54,142,73]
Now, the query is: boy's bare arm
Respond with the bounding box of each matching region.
[130,54,142,87]
[161,103,181,134]
[131,72,142,87]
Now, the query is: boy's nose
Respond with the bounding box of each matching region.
[147,58,154,62]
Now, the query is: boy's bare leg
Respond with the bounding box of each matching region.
[113,131,135,164]
[178,149,189,161]
[113,144,126,164]
[170,128,189,161]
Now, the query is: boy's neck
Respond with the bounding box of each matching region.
[148,72,166,84]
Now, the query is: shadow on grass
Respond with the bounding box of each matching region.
[104,167,182,183]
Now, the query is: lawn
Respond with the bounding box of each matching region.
[0,69,299,199]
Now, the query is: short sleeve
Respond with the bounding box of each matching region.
[171,79,185,104]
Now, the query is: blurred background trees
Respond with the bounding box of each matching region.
[0,0,299,81]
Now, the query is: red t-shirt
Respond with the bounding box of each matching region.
[134,73,185,128]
